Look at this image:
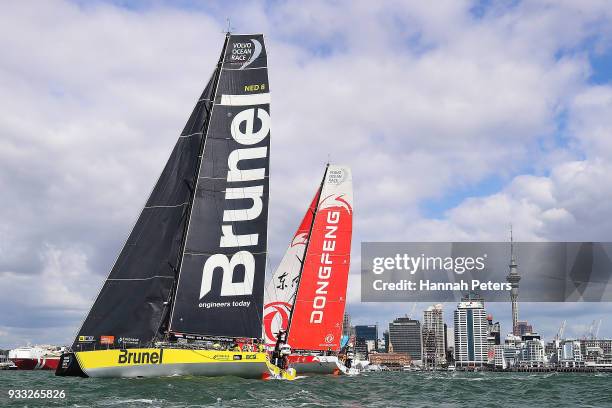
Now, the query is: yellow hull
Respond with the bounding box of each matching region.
[63,348,294,379]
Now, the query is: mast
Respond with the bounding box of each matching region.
[159,33,231,339]
[285,164,330,338]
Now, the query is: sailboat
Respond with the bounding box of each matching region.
[263,164,356,375]
[56,33,294,380]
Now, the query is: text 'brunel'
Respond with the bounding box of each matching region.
[199,107,270,302]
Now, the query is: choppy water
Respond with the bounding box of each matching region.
[1,370,611,407]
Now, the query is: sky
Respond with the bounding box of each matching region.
[2,0,612,348]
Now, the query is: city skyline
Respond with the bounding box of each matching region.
[3,1,612,348]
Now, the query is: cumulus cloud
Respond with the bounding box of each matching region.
[1,0,612,347]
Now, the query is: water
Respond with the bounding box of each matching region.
[1,370,611,407]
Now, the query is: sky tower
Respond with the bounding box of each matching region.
[506,227,521,335]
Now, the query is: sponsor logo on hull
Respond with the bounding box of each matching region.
[117,349,164,365]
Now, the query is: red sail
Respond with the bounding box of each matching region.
[287,165,353,351]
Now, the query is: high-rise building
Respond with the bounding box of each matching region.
[389,317,422,362]
[445,326,455,363]
[342,313,352,337]
[506,228,522,335]
[355,325,378,359]
[383,330,390,353]
[514,321,533,337]
[454,294,488,367]
[487,314,501,345]
[422,304,446,366]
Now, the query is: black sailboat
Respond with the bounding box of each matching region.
[56,33,294,379]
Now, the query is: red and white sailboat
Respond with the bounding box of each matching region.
[263,164,356,375]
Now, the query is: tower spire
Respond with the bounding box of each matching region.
[506,225,521,335]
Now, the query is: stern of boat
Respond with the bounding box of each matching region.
[55,352,87,377]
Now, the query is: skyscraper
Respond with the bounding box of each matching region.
[422,304,446,366]
[389,317,422,362]
[355,324,378,359]
[383,330,390,352]
[342,312,352,337]
[506,228,521,335]
[454,294,488,366]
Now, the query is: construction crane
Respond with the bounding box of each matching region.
[556,320,566,341]
[583,320,597,340]
[595,319,602,339]
[408,302,417,320]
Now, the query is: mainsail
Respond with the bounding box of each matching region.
[169,34,270,338]
[73,33,271,350]
[262,189,321,346]
[286,165,353,351]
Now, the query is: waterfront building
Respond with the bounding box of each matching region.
[422,304,446,367]
[369,352,411,370]
[454,294,488,367]
[520,339,546,367]
[559,340,583,367]
[388,317,422,363]
[496,334,521,368]
[492,345,507,369]
[580,339,612,360]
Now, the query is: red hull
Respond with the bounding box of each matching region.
[12,357,60,370]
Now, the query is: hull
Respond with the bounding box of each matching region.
[287,355,357,375]
[13,357,59,370]
[56,349,284,379]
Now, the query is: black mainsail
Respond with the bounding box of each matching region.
[169,34,270,338]
[73,33,270,350]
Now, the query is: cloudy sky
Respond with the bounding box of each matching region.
[2,0,612,348]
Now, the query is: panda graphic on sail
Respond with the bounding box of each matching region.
[55,32,294,380]
[263,164,357,375]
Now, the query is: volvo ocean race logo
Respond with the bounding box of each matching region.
[198,106,270,303]
[229,38,262,70]
[263,301,291,345]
